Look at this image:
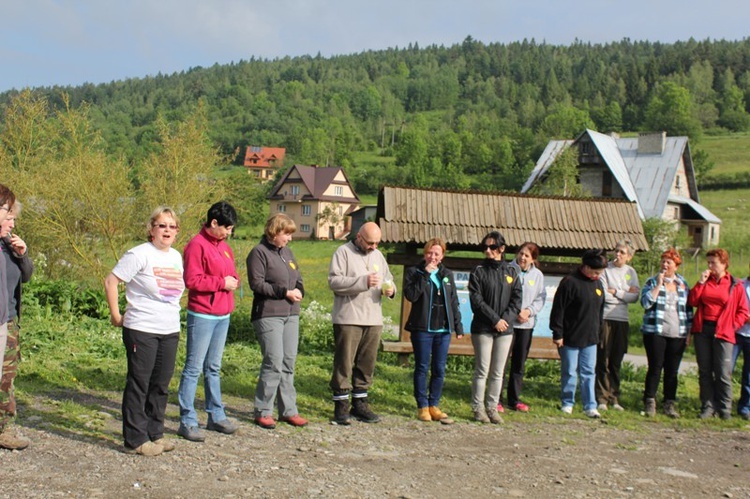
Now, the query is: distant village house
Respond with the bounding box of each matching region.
[268,165,360,240]
[244,146,285,181]
[522,129,721,248]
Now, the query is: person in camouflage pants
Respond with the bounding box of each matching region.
[0,320,20,428]
[0,197,32,451]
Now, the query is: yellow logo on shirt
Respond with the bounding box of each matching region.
[528,279,535,286]
[224,250,231,259]
[596,289,602,296]
[289,262,296,270]
[506,275,513,284]
[625,273,631,281]
[373,264,380,272]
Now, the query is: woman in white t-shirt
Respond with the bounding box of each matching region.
[104,207,185,456]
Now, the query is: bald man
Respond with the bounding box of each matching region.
[328,222,396,424]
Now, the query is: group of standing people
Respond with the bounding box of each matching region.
[4,203,750,455]
[104,205,312,456]
[98,210,750,456]
[404,232,750,423]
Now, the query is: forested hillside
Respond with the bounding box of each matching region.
[2,37,750,195]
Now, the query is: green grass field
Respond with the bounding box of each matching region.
[700,132,750,175]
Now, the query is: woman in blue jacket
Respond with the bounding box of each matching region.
[404,238,463,424]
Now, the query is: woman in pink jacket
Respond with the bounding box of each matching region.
[177,202,240,442]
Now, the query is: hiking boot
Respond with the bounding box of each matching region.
[254,415,277,429]
[718,411,732,421]
[280,414,309,427]
[663,400,680,419]
[351,397,381,423]
[178,424,206,442]
[333,399,351,426]
[125,441,163,456]
[644,398,656,417]
[207,418,239,435]
[473,406,490,423]
[152,438,175,452]
[428,406,446,420]
[486,407,504,424]
[0,427,30,450]
[699,406,716,420]
[418,407,432,422]
[429,406,454,424]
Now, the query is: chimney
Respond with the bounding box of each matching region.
[638,131,666,155]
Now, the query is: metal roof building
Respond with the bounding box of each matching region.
[522,129,721,247]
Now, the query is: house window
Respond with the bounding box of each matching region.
[301,224,311,232]
[602,171,612,197]
[710,226,715,241]
[302,205,311,216]
[580,141,593,155]
[291,185,300,196]
[673,207,679,219]
[676,175,681,189]
[335,186,343,196]
[278,204,286,213]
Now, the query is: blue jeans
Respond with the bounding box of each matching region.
[559,344,597,411]
[732,334,750,416]
[410,331,451,408]
[177,314,230,427]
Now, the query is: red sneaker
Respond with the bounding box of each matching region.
[254,415,277,429]
[513,402,530,413]
[280,414,309,427]
[496,403,505,413]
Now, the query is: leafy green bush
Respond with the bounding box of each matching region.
[23,278,111,320]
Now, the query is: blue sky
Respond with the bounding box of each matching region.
[1,0,747,92]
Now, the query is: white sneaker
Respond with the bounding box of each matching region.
[561,406,573,414]
[584,409,601,418]
[597,403,608,411]
[611,403,625,411]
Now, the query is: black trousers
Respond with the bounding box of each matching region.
[122,327,179,449]
[595,320,629,404]
[506,328,533,406]
[643,333,686,401]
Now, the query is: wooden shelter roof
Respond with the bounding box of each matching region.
[376,185,648,256]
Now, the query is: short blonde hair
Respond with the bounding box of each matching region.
[264,214,296,239]
[423,237,446,254]
[148,206,180,241]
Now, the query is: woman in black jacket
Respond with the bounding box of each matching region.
[468,231,522,424]
[404,238,463,424]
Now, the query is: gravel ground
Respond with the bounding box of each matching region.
[2,394,749,498]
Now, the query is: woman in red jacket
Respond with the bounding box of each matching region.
[688,248,749,420]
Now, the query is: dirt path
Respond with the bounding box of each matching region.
[3,395,749,498]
